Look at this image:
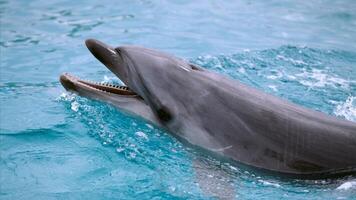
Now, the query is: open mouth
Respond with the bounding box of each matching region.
[61,39,141,98]
[60,73,138,96]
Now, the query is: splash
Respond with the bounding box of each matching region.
[334,96,356,121]
[336,180,356,190]
[57,92,76,101]
[58,92,80,112]
[296,69,352,89]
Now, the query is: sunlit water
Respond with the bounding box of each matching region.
[1,0,356,199]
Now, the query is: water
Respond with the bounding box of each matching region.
[1,0,356,199]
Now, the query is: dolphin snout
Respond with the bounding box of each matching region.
[85,39,118,68]
[85,38,129,85]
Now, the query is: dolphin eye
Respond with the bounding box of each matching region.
[156,106,172,123]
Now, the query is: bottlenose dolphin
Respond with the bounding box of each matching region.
[60,39,356,177]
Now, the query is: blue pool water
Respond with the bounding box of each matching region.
[1,0,356,199]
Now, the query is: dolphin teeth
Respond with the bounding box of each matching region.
[66,74,137,96]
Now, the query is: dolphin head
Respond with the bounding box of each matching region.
[60,39,205,126]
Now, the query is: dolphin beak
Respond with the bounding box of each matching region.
[85,39,118,68]
[85,38,128,85]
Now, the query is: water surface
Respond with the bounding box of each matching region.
[1,0,356,199]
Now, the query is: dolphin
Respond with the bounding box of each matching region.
[60,39,356,178]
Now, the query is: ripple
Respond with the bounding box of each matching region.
[67,21,104,38]
[0,82,60,95]
[0,34,40,47]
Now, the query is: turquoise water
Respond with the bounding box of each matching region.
[1,0,356,199]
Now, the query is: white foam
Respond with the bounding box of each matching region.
[238,67,246,74]
[258,180,281,188]
[71,101,79,112]
[169,186,176,192]
[116,147,125,153]
[135,131,148,140]
[128,152,136,159]
[145,123,154,129]
[334,96,356,122]
[229,165,238,171]
[276,54,307,65]
[57,92,75,101]
[336,180,356,190]
[102,75,123,85]
[266,74,281,80]
[296,69,350,89]
[287,75,297,80]
[268,85,278,92]
[103,75,115,82]
[266,70,283,80]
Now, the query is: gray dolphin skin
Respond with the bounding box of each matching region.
[60,39,356,177]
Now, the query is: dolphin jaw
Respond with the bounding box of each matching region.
[60,73,140,97]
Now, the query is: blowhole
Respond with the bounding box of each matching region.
[189,64,203,71]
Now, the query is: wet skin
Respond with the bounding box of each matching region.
[60,39,356,177]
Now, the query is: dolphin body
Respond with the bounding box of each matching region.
[60,39,356,177]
